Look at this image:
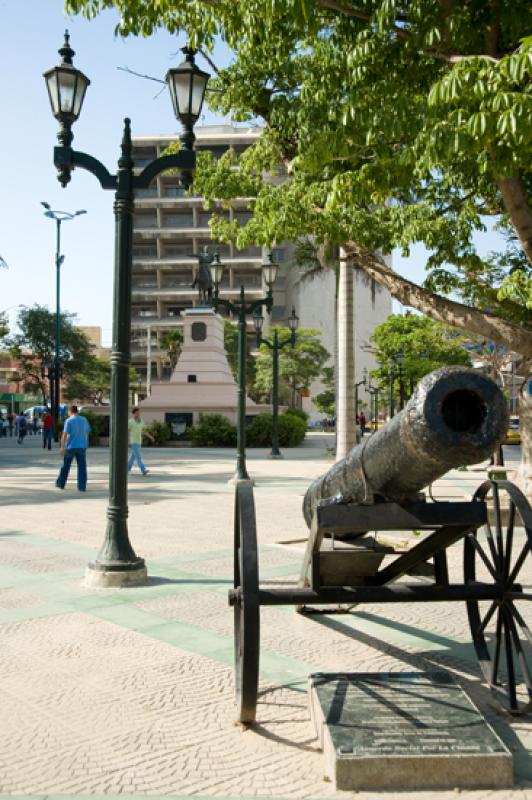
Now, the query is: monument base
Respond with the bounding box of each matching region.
[309,672,512,791]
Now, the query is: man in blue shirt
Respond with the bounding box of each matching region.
[56,405,91,492]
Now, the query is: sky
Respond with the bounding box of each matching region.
[0,0,505,345]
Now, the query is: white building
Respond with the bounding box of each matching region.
[131,125,391,418]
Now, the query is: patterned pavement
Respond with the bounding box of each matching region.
[0,433,530,799]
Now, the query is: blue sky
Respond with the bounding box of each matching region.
[0,0,504,344]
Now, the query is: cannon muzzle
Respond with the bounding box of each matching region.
[303,367,508,527]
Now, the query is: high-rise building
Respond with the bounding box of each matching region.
[131,125,391,417]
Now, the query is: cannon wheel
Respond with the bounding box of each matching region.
[234,482,260,724]
[464,480,532,714]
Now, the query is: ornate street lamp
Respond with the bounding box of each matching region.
[254,305,298,458]
[41,203,86,440]
[210,251,279,481]
[166,47,209,153]
[44,33,208,587]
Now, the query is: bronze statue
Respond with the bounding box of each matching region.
[190,245,213,305]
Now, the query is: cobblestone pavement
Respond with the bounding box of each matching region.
[0,433,530,800]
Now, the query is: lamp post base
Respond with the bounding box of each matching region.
[84,559,147,588]
[269,451,284,459]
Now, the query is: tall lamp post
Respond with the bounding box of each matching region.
[354,367,368,421]
[253,306,299,459]
[395,351,406,410]
[44,32,209,587]
[388,358,395,418]
[210,252,279,482]
[41,203,86,439]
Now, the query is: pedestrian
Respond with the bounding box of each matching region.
[0,414,4,438]
[128,406,155,475]
[359,411,366,435]
[56,405,91,492]
[42,410,54,450]
[17,414,27,444]
[7,412,14,437]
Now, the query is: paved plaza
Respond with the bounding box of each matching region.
[0,433,530,800]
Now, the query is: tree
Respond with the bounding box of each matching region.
[7,305,93,402]
[369,313,471,404]
[63,356,140,405]
[67,0,532,490]
[159,328,183,371]
[314,366,335,417]
[253,326,330,407]
[0,313,8,340]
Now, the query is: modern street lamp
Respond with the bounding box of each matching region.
[44,32,209,587]
[41,202,86,440]
[253,305,298,458]
[210,251,278,481]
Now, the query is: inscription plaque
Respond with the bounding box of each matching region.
[309,671,512,790]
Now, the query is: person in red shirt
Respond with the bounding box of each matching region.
[42,411,54,450]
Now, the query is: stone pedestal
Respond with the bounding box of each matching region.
[140,309,270,425]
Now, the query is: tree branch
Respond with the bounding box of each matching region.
[345,242,532,357]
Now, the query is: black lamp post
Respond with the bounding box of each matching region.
[395,351,406,410]
[253,306,298,458]
[388,358,395,418]
[366,381,379,432]
[44,32,208,587]
[210,252,278,481]
[41,203,86,440]
[354,367,367,421]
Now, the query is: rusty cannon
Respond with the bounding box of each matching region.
[229,368,532,724]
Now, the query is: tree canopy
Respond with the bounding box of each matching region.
[6,306,94,401]
[67,0,532,356]
[369,312,472,402]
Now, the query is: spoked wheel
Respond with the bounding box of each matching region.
[233,482,260,724]
[464,480,532,715]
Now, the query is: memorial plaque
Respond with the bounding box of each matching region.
[309,672,512,790]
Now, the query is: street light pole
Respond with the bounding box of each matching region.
[44,32,209,587]
[41,203,86,440]
[254,307,298,458]
[210,253,278,481]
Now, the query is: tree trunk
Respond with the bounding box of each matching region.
[345,242,532,358]
[516,374,532,502]
[336,248,357,460]
[495,176,532,265]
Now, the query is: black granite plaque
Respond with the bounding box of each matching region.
[312,671,507,758]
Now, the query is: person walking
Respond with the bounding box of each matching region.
[42,410,54,450]
[56,405,91,492]
[7,412,14,437]
[128,406,154,475]
[0,414,4,438]
[359,411,366,435]
[17,414,27,444]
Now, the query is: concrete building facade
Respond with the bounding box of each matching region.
[131,125,391,419]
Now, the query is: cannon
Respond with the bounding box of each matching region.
[230,368,532,723]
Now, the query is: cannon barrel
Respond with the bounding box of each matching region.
[303,367,508,527]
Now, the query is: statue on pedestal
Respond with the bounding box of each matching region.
[190,245,214,306]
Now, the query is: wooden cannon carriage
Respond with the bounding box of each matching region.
[229,369,532,723]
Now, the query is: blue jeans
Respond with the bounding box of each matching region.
[56,448,87,491]
[43,429,53,449]
[128,443,147,473]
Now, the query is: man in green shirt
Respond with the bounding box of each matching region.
[127,407,155,475]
